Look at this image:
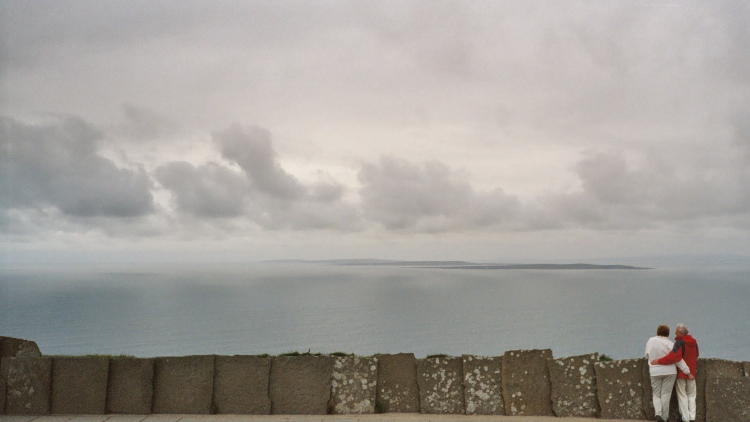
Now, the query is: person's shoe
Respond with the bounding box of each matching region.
[655,417,664,422]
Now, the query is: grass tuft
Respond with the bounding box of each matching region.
[426,353,449,359]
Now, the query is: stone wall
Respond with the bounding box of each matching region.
[0,337,41,359]
[1,338,748,418]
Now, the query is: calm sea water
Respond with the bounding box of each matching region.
[1,262,748,361]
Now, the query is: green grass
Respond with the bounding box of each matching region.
[46,354,136,358]
[426,353,449,359]
[279,349,321,356]
[599,353,613,361]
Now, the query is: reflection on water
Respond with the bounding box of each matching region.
[1,263,748,360]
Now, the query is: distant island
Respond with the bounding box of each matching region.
[265,259,651,270]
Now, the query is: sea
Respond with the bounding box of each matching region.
[1,261,749,361]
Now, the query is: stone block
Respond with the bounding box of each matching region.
[416,356,464,414]
[695,358,744,422]
[640,358,656,420]
[744,361,750,377]
[594,358,645,420]
[330,355,377,414]
[1,357,52,415]
[213,355,271,414]
[107,358,154,414]
[501,349,553,416]
[462,355,503,415]
[51,357,109,414]
[375,353,419,413]
[269,355,334,414]
[0,337,41,358]
[666,390,681,422]
[153,355,215,414]
[1,376,5,414]
[548,353,599,417]
[705,376,750,422]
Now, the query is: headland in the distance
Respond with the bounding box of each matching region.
[266,259,652,270]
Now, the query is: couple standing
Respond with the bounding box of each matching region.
[645,323,700,422]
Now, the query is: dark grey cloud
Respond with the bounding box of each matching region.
[154,161,248,218]
[0,116,154,218]
[215,125,305,200]
[358,156,520,231]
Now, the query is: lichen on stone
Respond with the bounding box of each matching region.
[330,355,378,414]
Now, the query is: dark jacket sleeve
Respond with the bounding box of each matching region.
[655,340,685,365]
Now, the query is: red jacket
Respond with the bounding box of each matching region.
[655,334,699,379]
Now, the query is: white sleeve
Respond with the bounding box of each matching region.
[676,359,690,375]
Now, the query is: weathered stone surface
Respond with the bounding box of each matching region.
[375,353,419,413]
[51,357,109,414]
[594,358,645,420]
[153,355,215,414]
[744,361,750,377]
[416,356,464,414]
[213,355,271,414]
[695,358,744,422]
[0,376,6,414]
[640,358,656,421]
[330,355,377,414]
[705,376,750,422]
[1,357,52,415]
[548,353,599,417]
[462,355,504,415]
[107,357,154,414]
[501,349,553,416]
[0,337,41,358]
[269,355,334,414]
[666,391,681,422]
[641,358,681,422]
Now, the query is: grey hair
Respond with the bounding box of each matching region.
[675,323,689,334]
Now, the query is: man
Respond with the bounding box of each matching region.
[645,324,692,422]
[650,323,699,422]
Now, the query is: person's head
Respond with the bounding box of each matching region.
[675,323,689,336]
[657,324,670,337]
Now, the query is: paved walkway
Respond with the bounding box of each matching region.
[0,416,648,422]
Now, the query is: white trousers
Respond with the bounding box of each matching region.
[676,378,697,421]
[651,374,677,419]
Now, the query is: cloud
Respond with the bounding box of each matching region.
[358,156,520,231]
[154,161,248,218]
[0,115,154,218]
[117,103,177,140]
[358,145,750,233]
[214,125,305,200]
[155,124,361,230]
[533,148,750,229]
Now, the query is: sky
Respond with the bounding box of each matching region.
[1,0,749,263]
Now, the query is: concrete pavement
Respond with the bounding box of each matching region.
[0,415,649,422]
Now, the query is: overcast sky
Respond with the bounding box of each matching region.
[2,0,749,263]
